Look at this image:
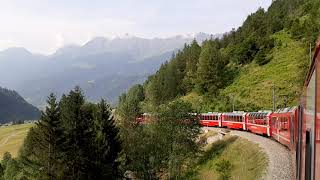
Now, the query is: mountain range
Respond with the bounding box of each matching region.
[0,32,217,108]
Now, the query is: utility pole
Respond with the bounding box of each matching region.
[273,86,276,112]
[310,43,312,64]
[232,95,235,112]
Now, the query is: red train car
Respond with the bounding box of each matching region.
[199,113,221,127]
[136,113,152,124]
[221,112,246,130]
[297,40,320,180]
[270,107,298,150]
[246,111,272,136]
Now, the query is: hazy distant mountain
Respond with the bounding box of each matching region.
[0,32,219,108]
[0,86,40,124]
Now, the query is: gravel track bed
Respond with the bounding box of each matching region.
[203,127,295,180]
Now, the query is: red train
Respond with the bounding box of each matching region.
[199,40,320,180]
[136,41,320,179]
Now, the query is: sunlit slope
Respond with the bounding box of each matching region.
[0,123,34,159]
[186,136,267,180]
[221,31,309,110]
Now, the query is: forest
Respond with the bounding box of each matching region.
[119,0,319,113]
[1,0,320,179]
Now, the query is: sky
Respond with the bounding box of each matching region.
[0,0,272,55]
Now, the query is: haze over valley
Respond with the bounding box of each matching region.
[0,33,214,108]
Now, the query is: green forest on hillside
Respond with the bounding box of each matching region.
[119,0,319,114]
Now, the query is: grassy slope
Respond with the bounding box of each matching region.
[186,136,267,180]
[221,31,309,110]
[0,123,34,159]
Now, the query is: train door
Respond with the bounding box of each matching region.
[290,114,295,147]
[305,129,313,180]
[297,106,302,180]
[271,116,278,141]
[302,68,316,180]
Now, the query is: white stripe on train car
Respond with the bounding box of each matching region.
[272,132,290,142]
[246,123,268,127]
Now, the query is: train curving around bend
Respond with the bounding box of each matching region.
[137,42,320,180]
[198,41,320,180]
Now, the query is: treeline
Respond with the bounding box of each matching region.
[0,87,121,179]
[0,87,201,180]
[119,0,320,113]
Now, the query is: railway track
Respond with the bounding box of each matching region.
[203,127,295,180]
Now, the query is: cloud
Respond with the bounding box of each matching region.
[0,0,272,54]
[55,34,65,50]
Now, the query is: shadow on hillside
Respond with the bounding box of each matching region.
[198,136,238,165]
[183,136,238,179]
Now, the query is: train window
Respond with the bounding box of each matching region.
[305,130,312,180]
[290,115,294,145]
[271,117,277,127]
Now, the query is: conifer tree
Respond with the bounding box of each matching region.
[196,40,227,96]
[59,86,93,179]
[93,99,121,178]
[37,93,64,179]
[184,39,201,91]
[19,93,64,179]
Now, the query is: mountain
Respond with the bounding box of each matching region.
[0,33,216,108]
[0,86,40,124]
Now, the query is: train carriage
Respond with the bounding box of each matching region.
[297,40,320,180]
[199,112,221,127]
[246,111,272,136]
[270,107,298,150]
[221,112,246,130]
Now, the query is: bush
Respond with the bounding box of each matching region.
[215,159,233,180]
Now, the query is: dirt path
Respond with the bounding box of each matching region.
[203,127,295,180]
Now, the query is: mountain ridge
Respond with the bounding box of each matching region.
[0,86,40,124]
[0,32,218,108]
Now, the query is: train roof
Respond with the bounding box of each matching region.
[274,106,297,113]
[247,111,272,116]
[200,112,221,116]
[222,112,246,116]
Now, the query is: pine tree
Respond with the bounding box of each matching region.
[93,99,121,178]
[19,93,64,179]
[59,86,93,179]
[38,93,64,179]
[184,39,201,92]
[196,40,227,96]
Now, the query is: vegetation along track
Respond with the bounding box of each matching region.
[203,127,295,180]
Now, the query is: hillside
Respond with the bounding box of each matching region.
[220,31,309,111]
[118,0,319,113]
[0,87,40,124]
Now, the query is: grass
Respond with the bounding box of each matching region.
[221,31,309,110]
[185,136,267,180]
[180,31,309,112]
[203,130,218,138]
[0,123,34,159]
